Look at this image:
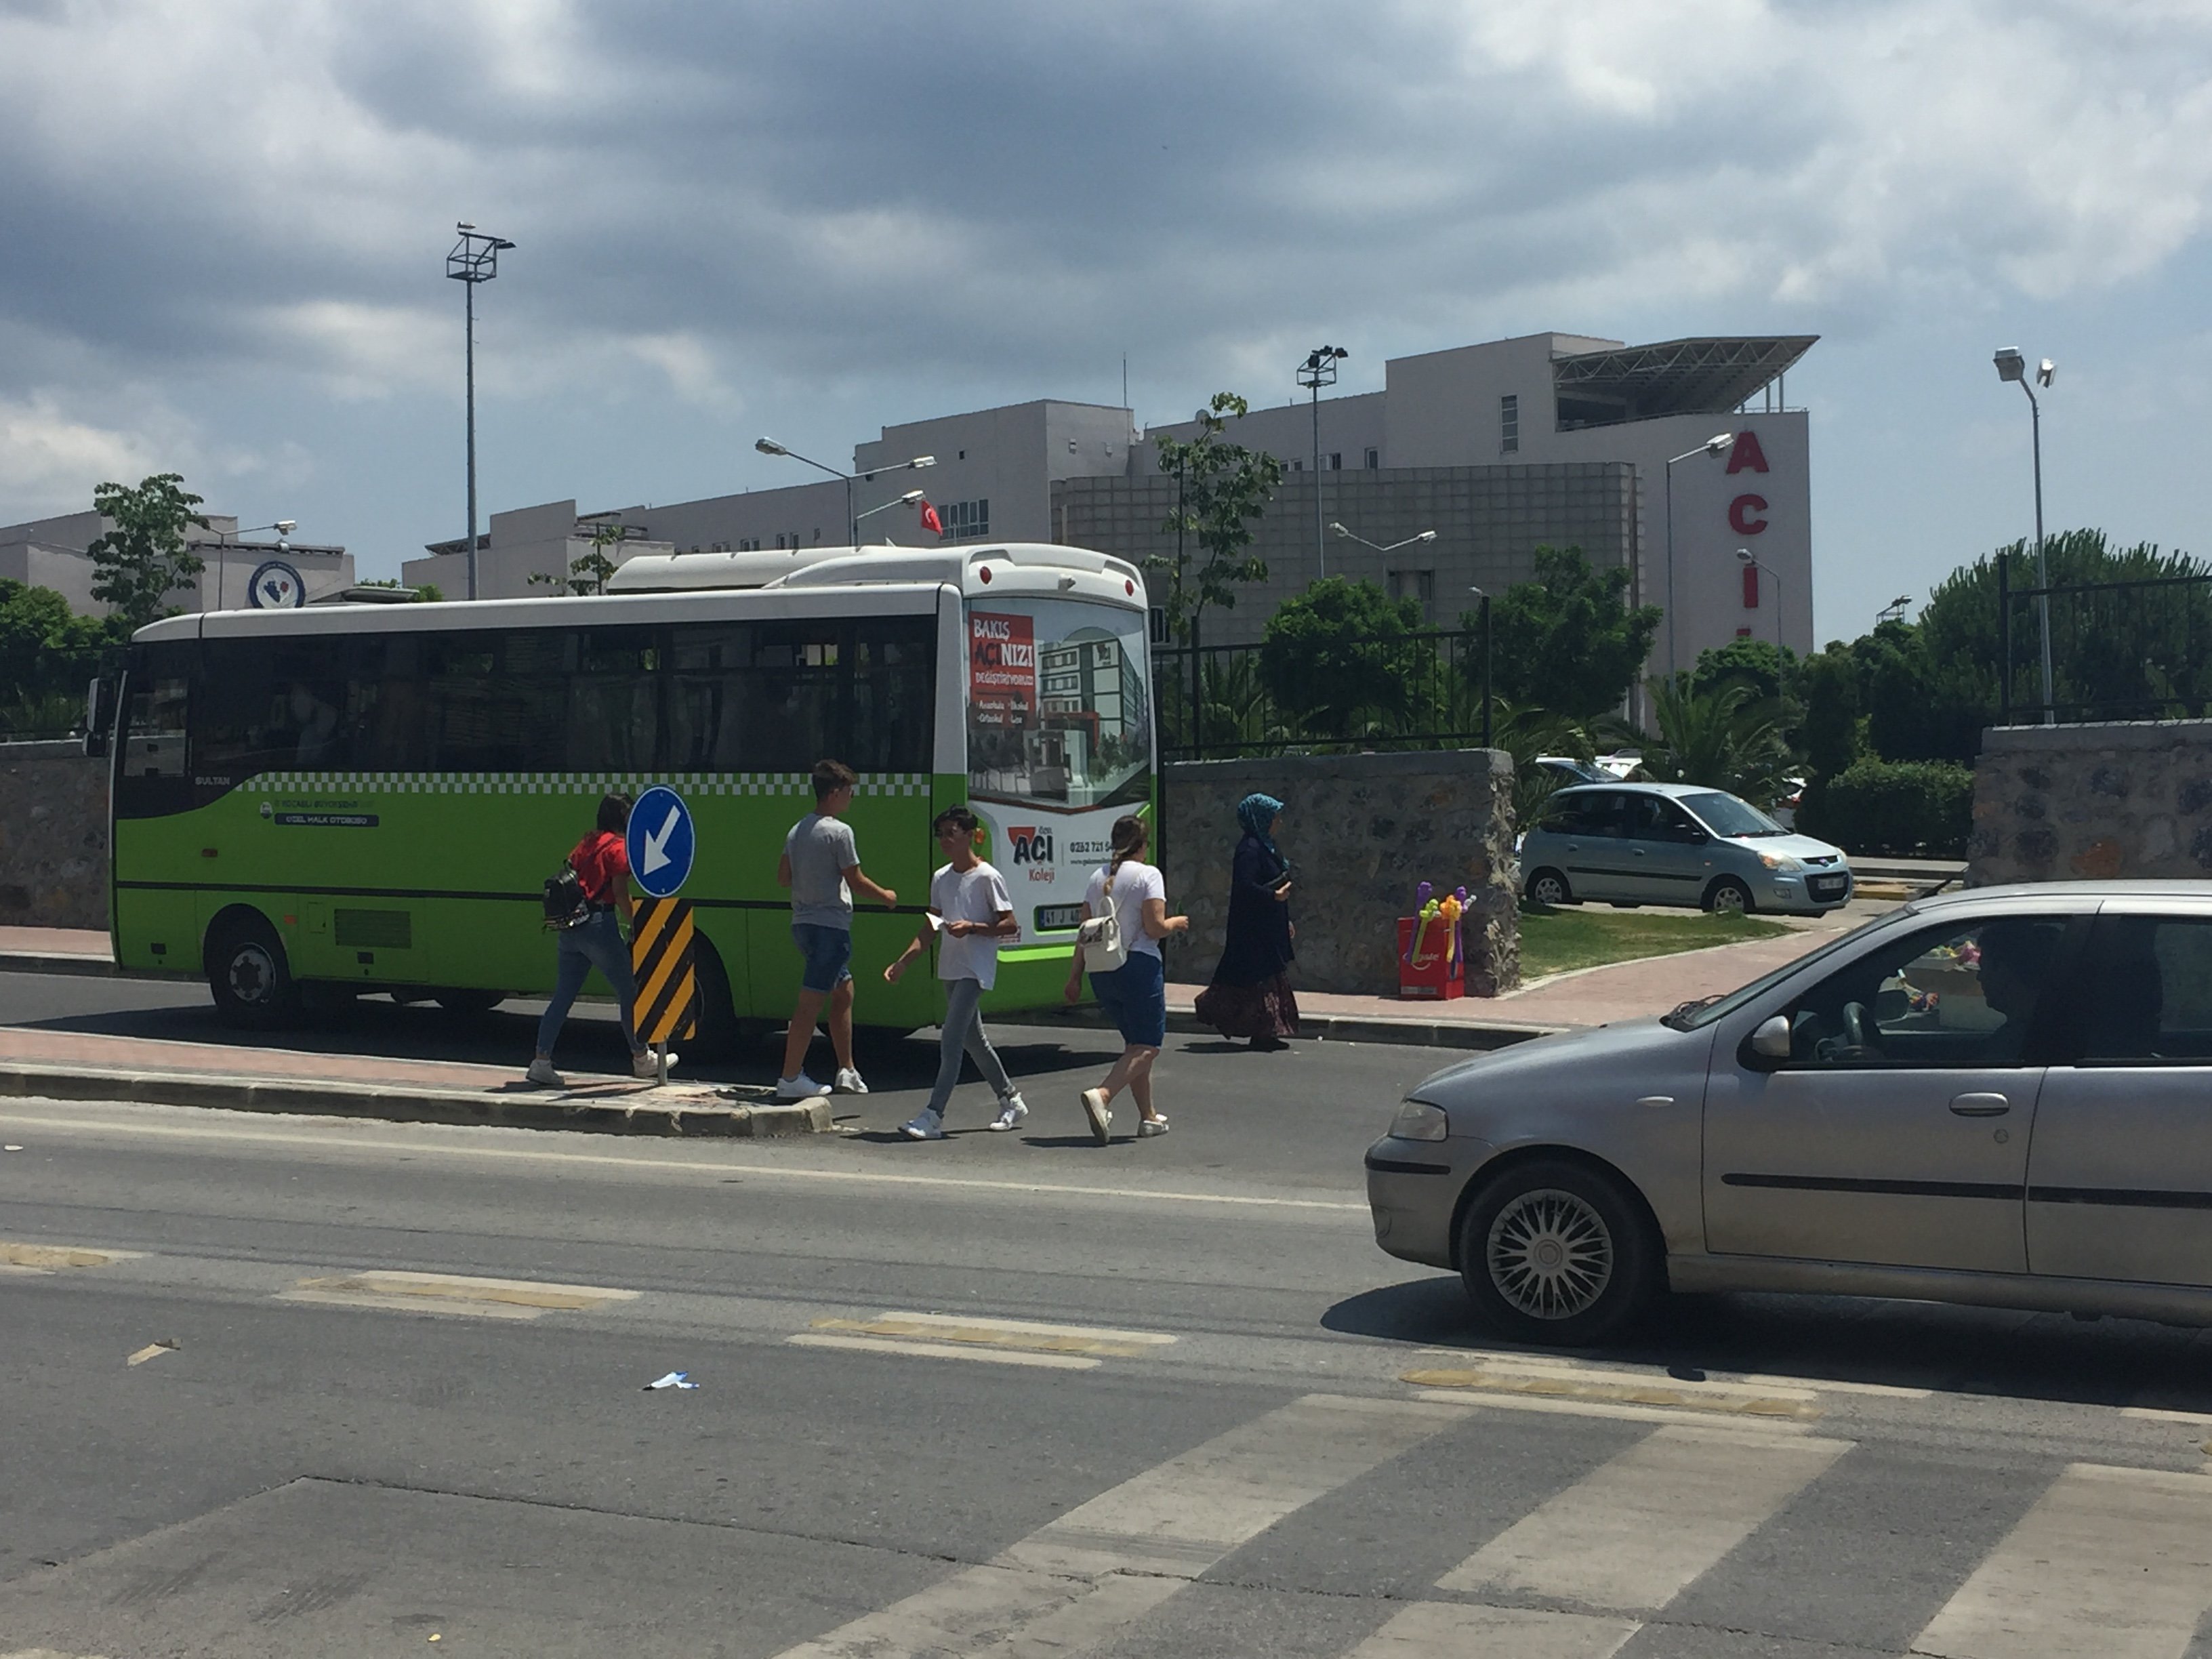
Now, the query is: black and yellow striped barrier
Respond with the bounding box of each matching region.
[630,897,697,1046]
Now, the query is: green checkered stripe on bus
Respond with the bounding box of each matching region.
[254,772,932,797]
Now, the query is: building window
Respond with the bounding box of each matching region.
[1387,570,1437,619]
[940,499,991,541]
[1290,459,1303,472]
[1500,394,1519,455]
[1329,453,1342,470]
[1365,447,1379,470]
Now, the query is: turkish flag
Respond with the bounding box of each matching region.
[919,499,944,537]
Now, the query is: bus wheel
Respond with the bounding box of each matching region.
[687,935,741,1062]
[434,990,505,1017]
[207,914,300,1029]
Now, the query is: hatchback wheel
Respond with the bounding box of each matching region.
[1525,868,1574,907]
[1704,876,1753,916]
[1458,1159,1657,1346]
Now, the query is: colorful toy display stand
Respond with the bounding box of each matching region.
[1397,915,1465,1000]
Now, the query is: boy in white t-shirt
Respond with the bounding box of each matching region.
[884,805,1027,1140]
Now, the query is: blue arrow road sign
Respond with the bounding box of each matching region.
[627,785,695,899]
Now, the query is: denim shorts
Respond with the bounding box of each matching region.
[792,922,854,993]
[1090,949,1166,1048]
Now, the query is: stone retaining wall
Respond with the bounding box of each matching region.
[1162,748,1519,998]
[1967,720,2212,884]
[0,739,108,929]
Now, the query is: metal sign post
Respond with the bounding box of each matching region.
[625,785,697,1088]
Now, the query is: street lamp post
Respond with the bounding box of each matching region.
[203,520,297,611]
[447,223,515,602]
[1662,432,1737,681]
[754,438,935,546]
[1736,547,1781,651]
[1993,347,2057,722]
[854,489,927,544]
[1468,586,1494,751]
[1298,346,1349,579]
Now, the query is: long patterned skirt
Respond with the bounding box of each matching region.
[1193,973,1300,1040]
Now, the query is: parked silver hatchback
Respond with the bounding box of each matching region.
[1366,882,2212,1345]
[1519,781,1853,915]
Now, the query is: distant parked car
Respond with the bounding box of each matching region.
[1519,781,1853,916]
[1366,880,2212,1345]
[1534,756,1610,787]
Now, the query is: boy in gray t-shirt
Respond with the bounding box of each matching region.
[775,758,897,1099]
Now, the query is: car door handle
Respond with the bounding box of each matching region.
[1949,1092,2010,1116]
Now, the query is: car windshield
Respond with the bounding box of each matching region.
[1548,758,1607,783]
[1663,907,1917,1031]
[1681,790,1784,839]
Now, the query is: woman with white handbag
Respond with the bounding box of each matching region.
[1064,815,1187,1145]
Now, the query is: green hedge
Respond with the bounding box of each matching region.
[1797,759,1973,858]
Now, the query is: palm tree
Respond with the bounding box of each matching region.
[1639,676,1797,808]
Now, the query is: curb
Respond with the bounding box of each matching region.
[0,951,121,979]
[996,1004,1563,1052]
[0,1063,834,1138]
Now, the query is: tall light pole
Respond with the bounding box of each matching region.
[447,223,514,602]
[1994,346,2057,722]
[1298,346,1349,579]
[754,438,935,546]
[1662,431,1736,680]
[202,519,295,611]
[854,489,926,544]
[1736,547,1781,651]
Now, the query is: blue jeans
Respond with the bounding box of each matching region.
[536,910,642,1059]
[1090,950,1167,1048]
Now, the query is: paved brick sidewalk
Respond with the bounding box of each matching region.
[0,925,108,959]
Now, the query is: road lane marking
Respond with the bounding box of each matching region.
[1437,1422,1852,1613]
[0,1240,145,1274]
[277,1269,640,1322]
[0,1108,1365,1213]
[769,1393,1474,1658]
[800,1311,1176,1361]
[1404,1363,1818,1420]
[1412,1389,1820,1431]
[2120,1404,2212,1427]
[1347,1601,1639,1658]
[787,1333,1100,1370]
[1912,1462,2212,1658]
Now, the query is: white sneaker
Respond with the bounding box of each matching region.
[989,1096,1029,1132]
[526,1056,565,1088]
[1080,1088,1112,1145]
[901,1109,945,1141]
[632,1050,678,1080]
[833,1067,869,1095]
[776,1073,832,1101]
[1138,1116,1171,1138]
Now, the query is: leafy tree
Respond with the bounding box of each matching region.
[527,520,626,596]
[1795,644,1864,777]
[415,582,447,604]
[1149,393,1282,644]
[1639,675,1795,808]
[1258,577,1425,731]
[85,474,209,630]
[1472,545,1660,722]
[0,579,129,735]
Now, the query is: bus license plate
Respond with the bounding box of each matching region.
[1033,903,1084,933]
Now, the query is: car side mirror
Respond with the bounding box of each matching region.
[1750,1015,1792,1061]
[1683,827,1709,845]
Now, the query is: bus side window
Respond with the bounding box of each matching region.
[123,670,188,777]
[568,626,661,773]
[848,618,935,774]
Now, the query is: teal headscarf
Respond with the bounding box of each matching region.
[1236,793,1284,859]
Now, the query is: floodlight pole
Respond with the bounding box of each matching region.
[1298,346,1347,579]
[1994,348,2056,722]
[447,224,515,601]
[1662,433,1736,682]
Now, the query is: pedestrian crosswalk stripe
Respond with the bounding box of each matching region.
[770,1563,1084,1659]
[1404,1361,1818,1420]
[0,1240,143,1274]
[1345,1601,1639,1659]
[1911,1462,2212,1659]
[787,1332,1101,1370]
[277,1269,640,1321]
[800,1311,1174,1361]
[1412,1388,1821,1433]
[1436,1422,1852,1614]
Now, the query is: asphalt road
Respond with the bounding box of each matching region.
[5,978,2212,1657]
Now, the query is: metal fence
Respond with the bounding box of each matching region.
[1999,553,2212,724]
[1154,626,1493,762]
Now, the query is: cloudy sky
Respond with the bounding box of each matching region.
[4,0,2209,639]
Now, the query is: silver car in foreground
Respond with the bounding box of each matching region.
[1519,781,1853,915]
[1367,882,2212,1345]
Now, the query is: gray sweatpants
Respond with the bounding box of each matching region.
[926,977,1014,1119]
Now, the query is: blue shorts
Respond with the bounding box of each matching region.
[792,922,853,994]
[1090,950,1167,1048]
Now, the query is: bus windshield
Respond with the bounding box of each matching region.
[966,598,1151,812]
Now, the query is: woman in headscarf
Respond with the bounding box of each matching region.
[1193,793,1300,1049]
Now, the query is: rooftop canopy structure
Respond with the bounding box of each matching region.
[1551,335,1818,430]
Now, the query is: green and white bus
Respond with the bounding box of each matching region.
[100,541,1155,1048]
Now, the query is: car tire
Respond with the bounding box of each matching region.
[206,913,301,1030]
[1704,876,1754,916]
[1457,1158,1659,1347]
[1525,868,1574,907]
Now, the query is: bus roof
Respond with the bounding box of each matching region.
[605,541,1145,600]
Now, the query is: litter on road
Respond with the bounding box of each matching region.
[644,1370,699,1390]
[127,1338,180,1366]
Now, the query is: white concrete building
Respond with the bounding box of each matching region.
[0,510,354,615]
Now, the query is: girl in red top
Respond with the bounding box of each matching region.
[527,792,668,1086]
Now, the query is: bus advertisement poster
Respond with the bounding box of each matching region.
[968,611,1036,730]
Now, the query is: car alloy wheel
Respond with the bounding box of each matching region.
[1708,878,1751,916]
[1486,1187,1615,1321]
[1528,870,1570,907]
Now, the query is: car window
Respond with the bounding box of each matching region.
[1627,796,1701,843]
[2078,916,2212,1065]
[1561,792,1628,838]
[1681,791,1783,839]
[1773,916,2070,1069]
